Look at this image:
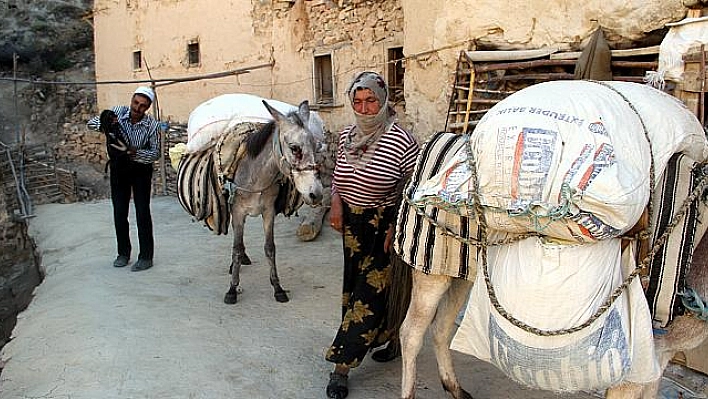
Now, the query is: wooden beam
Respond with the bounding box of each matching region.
[477,73,575,83]
[474,59,576,73]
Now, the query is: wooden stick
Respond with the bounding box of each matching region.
[462,66,476,134]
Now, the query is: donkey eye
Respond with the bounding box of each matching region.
[289,145,301,154]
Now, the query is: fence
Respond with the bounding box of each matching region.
[0,141,78,219]
[445,46,660,133]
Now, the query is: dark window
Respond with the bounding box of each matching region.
[188,42,200,66]
[132,50,142,70]
[314,54,334,105]
[387,47,405,104]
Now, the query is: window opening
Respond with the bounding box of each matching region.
[132,50,142,70]
[314,54,334,105]
[387,47,405,104]
[188,42,200,66]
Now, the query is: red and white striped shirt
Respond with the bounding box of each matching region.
[332,123,419,207]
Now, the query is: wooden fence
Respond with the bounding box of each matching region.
[0,142,78,218]
[445,46,661,133]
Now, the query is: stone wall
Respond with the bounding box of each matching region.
[55,86,102,167]
[0,177,41,350]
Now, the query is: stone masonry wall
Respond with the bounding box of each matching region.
[0,179,41,350]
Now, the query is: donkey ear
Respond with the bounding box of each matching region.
[297,100,311,125]
[263,100,286,122]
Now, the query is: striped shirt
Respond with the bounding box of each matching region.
[87,105,161,164]
[332,123,419,207]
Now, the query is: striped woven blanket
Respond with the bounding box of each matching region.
[646,153,705,327]
[394,132,479,280]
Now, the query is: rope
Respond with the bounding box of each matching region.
[591,81,656,244]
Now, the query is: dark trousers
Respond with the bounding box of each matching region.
[109,160,154,260]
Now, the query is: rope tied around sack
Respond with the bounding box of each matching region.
[404,81,708,336]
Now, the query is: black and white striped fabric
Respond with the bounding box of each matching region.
[394,132,479,280]
[646,153,703,328]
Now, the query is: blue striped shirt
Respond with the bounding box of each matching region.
[87,105,161,164]
[332,123,419,207]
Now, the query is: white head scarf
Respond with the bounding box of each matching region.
[344,71,396,165]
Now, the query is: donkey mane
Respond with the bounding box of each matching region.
[244,110,307,158]
[245,121,275,158]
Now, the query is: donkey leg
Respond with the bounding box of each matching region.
[225,212,247,304]
[263,208,288,303]
[431,277,474,399]
[228,217,250,272]
[400,270,454,399]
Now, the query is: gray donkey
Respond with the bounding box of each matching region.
[178,100,324,304]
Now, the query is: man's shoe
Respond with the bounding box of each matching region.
[371,341,400,363]
[131,259,153,272]
[113,255,129,268]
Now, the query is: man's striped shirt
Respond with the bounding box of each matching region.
[87,105,160,164]
[332,123,419,207]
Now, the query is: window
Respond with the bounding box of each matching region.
[387,47,405,104]
[132,50,142,70]
[314,54,334,105]
[188,41,200,66]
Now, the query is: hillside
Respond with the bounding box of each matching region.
[0,0,107,198]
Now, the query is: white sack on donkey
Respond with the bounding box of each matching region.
[185,93,325,154]
[450,236,659,392]
[412,80,708,243]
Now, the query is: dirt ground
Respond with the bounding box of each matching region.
[0,196,704,398]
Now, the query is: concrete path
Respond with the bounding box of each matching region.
[0,196,612,398]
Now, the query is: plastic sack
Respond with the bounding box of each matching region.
[186,93,324,153]
[450,236,660,392]
[168,143,188,171]
[412,80,708,242]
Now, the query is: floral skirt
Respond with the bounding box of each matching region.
[325,203,396,368]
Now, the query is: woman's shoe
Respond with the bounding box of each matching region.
[326,372,349,399]
[371,341,401,362]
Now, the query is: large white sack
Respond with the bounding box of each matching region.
[450,236,660,392]
[647,16,708,87]
[186,93,324,153]
[413,80,708,242]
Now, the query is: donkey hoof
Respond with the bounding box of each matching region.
[274,291,289,303]
[224,287,239,304]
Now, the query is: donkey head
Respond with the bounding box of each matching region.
[263,100,324,206]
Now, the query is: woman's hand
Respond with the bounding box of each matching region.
[329,193,343,233]
[384,225,394,253]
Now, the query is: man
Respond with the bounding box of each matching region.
[87,86,161,272]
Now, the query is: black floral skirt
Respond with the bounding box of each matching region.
[326,203,396,368]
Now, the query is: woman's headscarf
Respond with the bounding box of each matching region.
[344,71,396,165]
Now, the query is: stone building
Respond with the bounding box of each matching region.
[91,0,697,140]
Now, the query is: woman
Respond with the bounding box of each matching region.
[325,71,420,399]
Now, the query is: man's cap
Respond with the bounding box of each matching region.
[133,86,155,103]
